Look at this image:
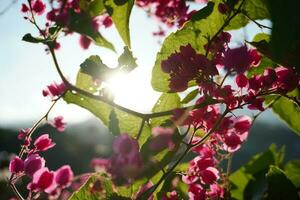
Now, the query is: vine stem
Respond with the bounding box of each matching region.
[9,182,25,200]
[241,11,272,30]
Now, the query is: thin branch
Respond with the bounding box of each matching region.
[242,11,272,30]
[136,118,146,140]
[9,182,25,200]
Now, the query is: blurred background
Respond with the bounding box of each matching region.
[1,0,299,199]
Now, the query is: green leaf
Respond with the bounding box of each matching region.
[80,0,105,17]
[181,88,199,104]
[151,1,223,92]
[69,174,114,200]
[109,109,120,136]
[80,55,112,81]
[230,144,285,200]
[63,70,150,145]
[80,47,137,81]
[68,10,115,51]
[104,0,134,47]
[151,93,181,127]
[117,46,137,72]
[226,0,270,30]
[270,89,300,135]
[266,166,299,200]
[285,160,300,188]
[252,33,271,42]
[22,33,44,43]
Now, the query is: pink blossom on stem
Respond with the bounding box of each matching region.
[32,0,46,15]
[51,116,66,132]
[29,167,55,193]
[21,4,29,13]
[42,81,66,99]
[149,127,174,151]
[79,35,92,50]
[17,128,30,140]
[54,165,74,188]
[24,154,45,177]
[34,134,56,152]
[9,156,24,174]
[235,73,248,88]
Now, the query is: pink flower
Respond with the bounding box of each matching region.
[51,116,66,132]
[9,156,24,174]
[207,184,224,200]
[32,0,46,15]
[218,3,228,14]
[223,133,242,152]
[223,45,253,73]
[234,116,252,133]
[113,134,139,157]
[79,35,92,49]
[54,165,74,188]
[102,15,113,28]
[29,168,55,193]
[34,134,56,152]
[235,73,248,88]
[17,128,30,140]
[200,167,219,184]
[43,82,66,99]
[149,127,174,151]
[188,184,206,200]
[21,4,29,13]
[24,154,45,177]
[90,158,110,171]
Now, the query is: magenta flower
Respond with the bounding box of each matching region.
[188,184,206,200]
[9,156,24,174]
[79,35,92,50]
[34,134,55,152]
[17,128,30,140]
[207,184,224,199]
[113,134,139,157]
[31,0,46,15]
[200,167,219,185]
[54,165,74,188]
[91,158,110,171]
[21,4,29,13]
[29,168,55,193]
[149,127,174,151]
[51,116,66,132]
[223,45,255,73]
[235,73,248,88]
[42,82,66,99]
[24,154,45,177]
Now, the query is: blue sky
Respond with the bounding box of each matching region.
[0,0,276,128]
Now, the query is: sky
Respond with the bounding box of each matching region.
[0,0,276,128]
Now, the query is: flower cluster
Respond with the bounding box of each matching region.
[21,0,113,50]
[136,0,190,28]
[161,44,218,92]
[42,81,66,99]
[92,134,143,185]
[9,132,73,199]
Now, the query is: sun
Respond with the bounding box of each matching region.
[105,69,160,113]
